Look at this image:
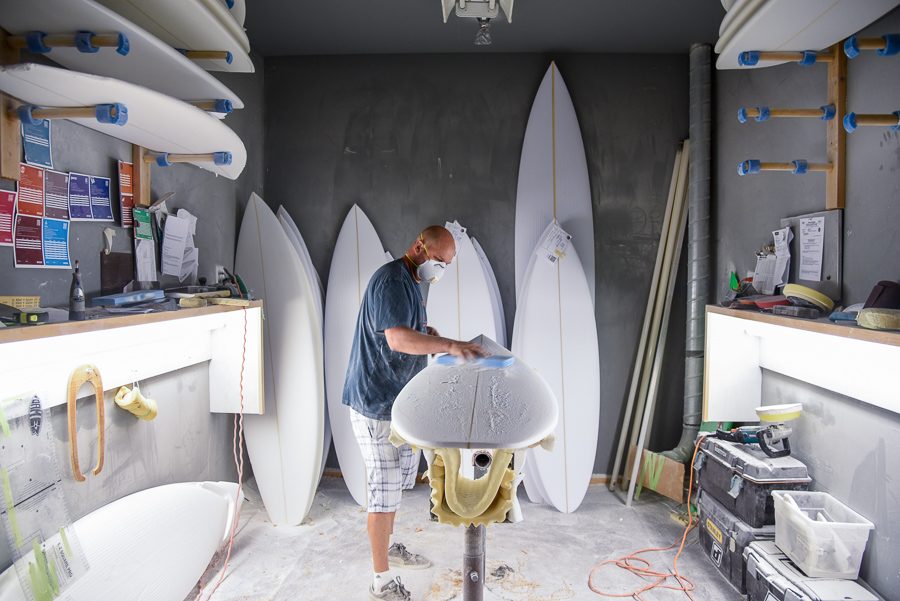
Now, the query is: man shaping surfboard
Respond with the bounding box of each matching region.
[342,225,488,601]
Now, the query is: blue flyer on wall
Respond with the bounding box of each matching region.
[42,218,71,268]
[22,120,52,169]
[89,176,114,221]
[68,173,92,220]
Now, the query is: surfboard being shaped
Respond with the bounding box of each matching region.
[515,62,594,307]
[0,63,247,180]
[0,0,244,112]
[323,204,389,507]
[0,481,240,601]
[277,206,331,485]
[94,0,253,72]
[235,193,324,525]
[512,220,601,514]
[716,0,900,69]
[471,238,507,347]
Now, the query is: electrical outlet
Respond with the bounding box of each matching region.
[215,265,227,283]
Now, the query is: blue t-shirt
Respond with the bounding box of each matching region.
[342,259,428,420]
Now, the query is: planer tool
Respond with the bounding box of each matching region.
[715,403,802,458]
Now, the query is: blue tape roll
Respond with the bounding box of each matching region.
[156,153,173,167]
[738,108,749,123]
[844,37,860,58]
[820,105,836,121]
[214,99,234,114]
[891,111,900,132]
[225,51,233,65]
[798,50,817,66]
[756,106,770,122]
[843,113,858,132]
[16,105,43,126]
[117,33,130,56]
[177,48,188,56]
[25,32,50,54]
[226,0,235,7]
[75,31,99,53]
[738,160,761,176]
[879,34,900,56]
[739,51,759,66]
[213,152,232,166]
[791,160,808,175]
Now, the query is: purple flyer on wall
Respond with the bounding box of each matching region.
[89,176,114,222]
[68,173,92,220]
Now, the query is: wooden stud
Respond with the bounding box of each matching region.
[827,42,847,210]
[183,50,230,61]
[741,107,831,119]
[133,144,151,207]
[143,152,221,164]
[0,28,20,181]
[7,33,123,50]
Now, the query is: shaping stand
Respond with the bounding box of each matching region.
[463,524,486,601]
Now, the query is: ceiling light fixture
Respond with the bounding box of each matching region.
[441,0,514,46]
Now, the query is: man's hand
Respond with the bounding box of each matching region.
[447,340,490,362]
[384,327,490,360]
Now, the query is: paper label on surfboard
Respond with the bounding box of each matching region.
[535,222,571,264]
[444,220,467,258]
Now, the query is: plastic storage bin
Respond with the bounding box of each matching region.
[772,491,875,580]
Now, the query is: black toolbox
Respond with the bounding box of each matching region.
[743,541,882,601]
[694,437,810,528]
[697,489,775,593]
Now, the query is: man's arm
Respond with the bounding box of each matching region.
[383,327,489,361]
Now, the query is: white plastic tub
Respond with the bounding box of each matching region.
[772,490,874,579]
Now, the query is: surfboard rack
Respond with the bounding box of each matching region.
[179,49,233,64]
[143,151,232,166]
[6,31,130,56]
[844,111,900,132]
[9,102,128,126]
[189,99,234,114]
[844,34,900,58]
[734,42,846,210]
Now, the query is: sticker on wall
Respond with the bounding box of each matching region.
[42,218,71,268]
[118,160,134,228]
[89,176,114,222]
[13,214,43,267]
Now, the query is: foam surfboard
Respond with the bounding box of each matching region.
[277,206,331,484]
[0,481,240,601]
[715,0,767,54]
[515,62,594,307]
[512,221,601,514]
[0,0,244,112]
[235,193,324,525]
[425,229,500,353]
[716,0,900,69]
[198,0,250,53]
[323,205,389,507]
[471,238,507,347]
[94,0,254,72]
[0,63,246,180]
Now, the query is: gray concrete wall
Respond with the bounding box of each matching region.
[0,52,265,572]
[714,9,900,599]
[263,53,691,475]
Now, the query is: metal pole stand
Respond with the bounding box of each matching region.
[463,524,486,601]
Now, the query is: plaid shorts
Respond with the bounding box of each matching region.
[349,409,417,513]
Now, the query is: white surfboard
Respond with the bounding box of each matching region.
[226,0,246,27]
[512,221,601,514]
[715,0,767,53]
[235,193,324,525]
[0,0,243,112]
[716,0,900,69]
[198,0,250,54]
[0,481,240,601]
[323,205,388,507]
[471,237,507,347]
[515,62,594,307]
[425,229,500,349]
[0,63,246,180]
[277,206,331,484]
[94,0,254,72]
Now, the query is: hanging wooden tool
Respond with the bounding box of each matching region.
[67,363,106,482]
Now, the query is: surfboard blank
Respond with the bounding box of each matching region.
[471,238,507,347]
[0,63,247,180]
[0,0,244,110]
[198,0,250,53]
[235,194,324,525]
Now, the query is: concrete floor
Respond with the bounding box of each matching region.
[192,476,742,601]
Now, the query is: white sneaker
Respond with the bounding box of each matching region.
[388,542,431,569]
[370,576,411,600]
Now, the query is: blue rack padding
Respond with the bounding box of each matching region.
[156,153,173,167]
[16,105,42,126]
[213,152,232,166]
[75,31,99,53]
[738,160,761,176]
[756,106,770,122]
[214,99,233,114]
[844,113,858,132]
[820,105,836,121]
[26,31,50,53]
[798,50,817,66]
[844,36,861,58]
[96,103,128,126]
[739,51,759,66]
[435,354,515,368]
[879,34,900,56]
[791,160,808,175]
[226,0,235,8]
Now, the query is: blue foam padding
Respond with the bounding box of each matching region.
[435,354,515,368]
[820,105,836,121]
[791,159,808,175]
[829,311,857,322]
[739,51,759,66]
[844,113,858,132]
[156,153,173,167]
[738,108,749,123]
[798,50,817,66]
[95,103,128,126]
[225,51,233,65]
[213,151,232,165]
[16,105,42,126]
[177,48,188,56]
[26,31,50,54]
[878,34,900,56]
[214,99,233,113]
[117,33,130,56]
[75,31,99,53]
[738,159,760,176]
[92,289,165,306]
[892,111,900,132]
[756,107,770,122]
[844,37,860,58]
[226,0,235,8]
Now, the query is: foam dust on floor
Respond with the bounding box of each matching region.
[425,559,575,601]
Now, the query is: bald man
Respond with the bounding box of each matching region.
[342,225,487,600]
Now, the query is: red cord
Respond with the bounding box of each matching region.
[588,435,707,601]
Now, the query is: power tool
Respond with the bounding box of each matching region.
[714,403,802,458]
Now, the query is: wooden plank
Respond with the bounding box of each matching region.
[826,41,846,210]
[132,144,151,206]
[0,28,21,181]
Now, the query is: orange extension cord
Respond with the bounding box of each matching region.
[588,435,708,601]
[194,306,248,601]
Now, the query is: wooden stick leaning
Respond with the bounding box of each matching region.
[608,144,683,491]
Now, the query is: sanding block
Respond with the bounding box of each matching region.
[857,308,900,331]
[435,354,515,367]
